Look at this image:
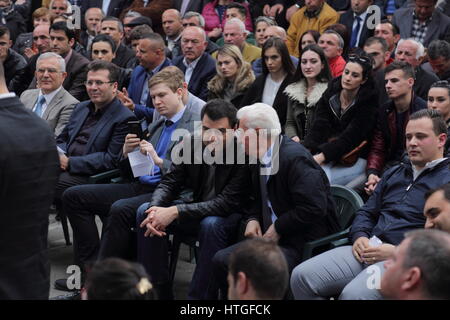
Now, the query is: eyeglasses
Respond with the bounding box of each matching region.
[36,68,62,74]
[84,80,114,87]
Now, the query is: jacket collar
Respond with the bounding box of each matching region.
[284,80,328,108]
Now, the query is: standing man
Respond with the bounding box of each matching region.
[81,7,104,53]
[20,52,78,136]
[172,26,216,102]
[0,60,59,299]
[161,9,183,56]
[81,0,132,18]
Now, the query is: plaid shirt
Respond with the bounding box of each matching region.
[411,11,432,44]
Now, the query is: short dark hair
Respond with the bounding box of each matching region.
[129,25,153,42]
[91,34,117,53]
[85,258,155,300]
[139,32,166,50]
[409,108,448,136]
[228,238,289,300]
[293,44,331,83]
[50,21,75,41]
[262,37,295,76]
[428,40,450,60]
[364,36,389,52]
[0,26,10,38]
[425,183,450,202]
[385,60,415,79]
[379,19,399,36]
[201,99,238,128]
[86,60,119,83]
[101,16,124,33]
[403,229,450,300]
[226,2,247,18]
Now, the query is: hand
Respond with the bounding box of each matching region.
[140,206,178,237]
[352,236,370,263]
[244,220,262,238]
[263,4,271,16]
[208,28,222,39]
[364,174,381,196]
[269,4,284,17]
[139,140,163,167]
[123,133,141,158]
[23,47,36,59]
[262,224,280,243]
[59,154,69,171]
[291,136,300,143]
[313,153,325,165]
[117,88,135,111]
[286,4,300,22]
[362,244,396,264]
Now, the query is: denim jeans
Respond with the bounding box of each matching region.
[321,158,367,186]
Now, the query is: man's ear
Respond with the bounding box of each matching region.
[236,271,249,296]
[400,267,422,292]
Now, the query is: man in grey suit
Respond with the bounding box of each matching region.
[20,52,78,137]
[54,66,200,292]
[392,0,450,48]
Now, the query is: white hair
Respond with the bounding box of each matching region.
[182,26,206,42]
[183,11,205,28]
[37,52,66,72]
[397,38,425,59]
[225,18,246,34]
[49,0,70,12]
[237,103,281,136]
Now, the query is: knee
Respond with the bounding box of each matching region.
[61,185,83,210]
[136,202,150,225]
[212,247,229,272]
[290,260,319,299]
[199,216,225,236]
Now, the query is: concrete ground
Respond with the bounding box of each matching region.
[48,215,195,299]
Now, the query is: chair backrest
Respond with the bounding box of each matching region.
[330,185,364,230]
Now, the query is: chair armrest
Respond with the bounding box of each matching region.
[302,228,350,261]
[88,169,121,184]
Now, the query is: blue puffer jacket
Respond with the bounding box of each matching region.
[350,158,450,245]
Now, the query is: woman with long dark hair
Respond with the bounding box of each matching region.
[240,37,295,127]
[284,44,331,142]
[303,52,378,186]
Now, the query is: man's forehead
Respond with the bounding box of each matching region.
[398,42,417,52]
[406,118,435,132]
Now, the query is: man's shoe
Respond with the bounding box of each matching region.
[54,278,79,292]
[50,291,81,300]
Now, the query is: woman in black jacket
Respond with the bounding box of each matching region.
[303,53,378,186]
[240,37,295,127]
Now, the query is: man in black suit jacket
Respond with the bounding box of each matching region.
[81,0,132,17]
[212,102,340,299]
[132,99,252,300]
[172,26,216,101]
[339,0,377,49]
[54,60,136,218]
[173,0,208,15]
[0,61,59,300]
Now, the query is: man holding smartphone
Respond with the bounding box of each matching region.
[55,66,200,293]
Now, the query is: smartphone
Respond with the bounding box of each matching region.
[128,119,148,140]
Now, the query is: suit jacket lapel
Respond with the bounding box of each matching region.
[26,90,39,111]
[424,14,440,45]
[68,104,90,147]
[42,89,64,120]
[149,118,165,146]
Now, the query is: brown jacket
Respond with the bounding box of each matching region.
[120,0,173,35]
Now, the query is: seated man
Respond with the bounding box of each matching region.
[318,30,346,78]
[423,183,450,232]
[213,103,340,299]
[161,9,183,56]
[365,61,426,195]
[80,7,104,53]
[55,67,199,292]
[339,0,376,49]
[0,26,27,93]
[380,229,450,300]
[227,238,289,300]
[178,11,219,56]
[133,99,251,300]
[54,60,136,216]
[20,52,78,137]
[291,109,450,300]
[427,40,450,82]
[172,26,216,102]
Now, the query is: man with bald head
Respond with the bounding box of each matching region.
[252,25,299,77]
[81,7,104,53]
[172,26,216,101]
[162,9,183,56]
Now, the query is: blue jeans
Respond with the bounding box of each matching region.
[321,158,367,186]
[136,202,242,299]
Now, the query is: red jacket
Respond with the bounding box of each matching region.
[202,0,253,33]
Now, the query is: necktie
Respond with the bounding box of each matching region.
[34,96,46,117]
[350,16,362,48]
[259,166,272,233]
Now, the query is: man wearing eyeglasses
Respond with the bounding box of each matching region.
[53,60,136,243]
[20,52,78,137]
[172,26,216,102]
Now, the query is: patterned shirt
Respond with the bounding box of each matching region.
[411,11,432,44]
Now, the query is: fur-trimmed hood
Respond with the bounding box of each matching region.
[284,80,329,108]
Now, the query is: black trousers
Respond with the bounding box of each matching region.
[62,181,155,270]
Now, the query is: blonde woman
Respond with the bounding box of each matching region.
[207,44,255,108]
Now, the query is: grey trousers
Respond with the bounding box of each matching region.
[290,246,385,300]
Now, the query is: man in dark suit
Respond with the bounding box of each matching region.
[81,0,132,17]
[55,66,199,292]
[120,0,173,35]
[173,0,208,15]
[172,26,216,102]
[29,22,89,101]
[100,16,136,69]
[54,60,136,217]
[0,61,59,300]
[133,99,251,300]
[212,102,340,299]
[117,32,172,122]
[339,0,376,49]
[80,7,104,53]
[393,0,450,48]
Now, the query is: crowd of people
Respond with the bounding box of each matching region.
[1,0,450,301]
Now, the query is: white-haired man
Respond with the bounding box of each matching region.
[212,18,261,63]
[20,52,78,136]
[212,102,340,299]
